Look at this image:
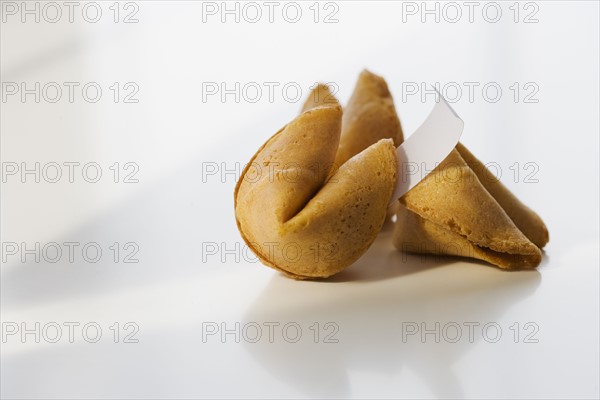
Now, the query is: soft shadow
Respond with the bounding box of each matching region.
[242,239,542,398]
[327,225,454,283]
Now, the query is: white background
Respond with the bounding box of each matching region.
[1,1,599,398]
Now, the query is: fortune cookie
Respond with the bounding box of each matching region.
[393,145,548,269]
[234,70,401,279]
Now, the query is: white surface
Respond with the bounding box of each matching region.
[1,1,599,398]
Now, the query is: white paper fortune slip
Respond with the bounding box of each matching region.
[389,89,464,205]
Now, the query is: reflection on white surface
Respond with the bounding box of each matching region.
[1,1,599,398]
[243,225,542,398]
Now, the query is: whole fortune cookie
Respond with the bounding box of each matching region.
[234,72,402,279]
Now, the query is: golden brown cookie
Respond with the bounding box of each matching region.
[393,202,542,269]
[393,148,546,269]
[455,143,549,248]
[234,104,397,279]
